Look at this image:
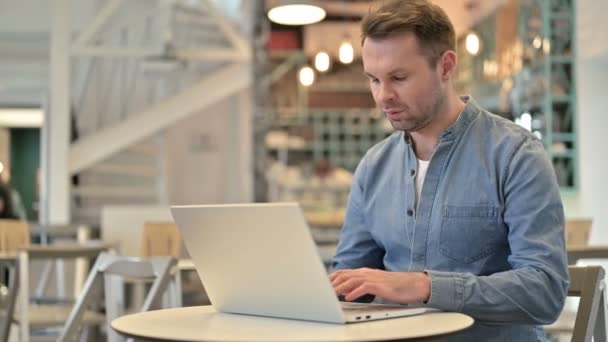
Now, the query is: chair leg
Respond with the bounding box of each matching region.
[141,259,174,312]
[56,259,66,299]
[174,268,183,307]
[104,274,126,342]
[18,252,29,342]
[58,256,105,342]
[34,260,53,299]
[161,269,181,308]
[594,284,607,342]
[130,282,146,311]
[0,261,18,342]
[74,225,91,298]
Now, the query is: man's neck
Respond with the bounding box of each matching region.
[410,95,466,161]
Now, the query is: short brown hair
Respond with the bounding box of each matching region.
[361,0,456,66]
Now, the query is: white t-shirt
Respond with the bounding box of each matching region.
[415,159,430,209]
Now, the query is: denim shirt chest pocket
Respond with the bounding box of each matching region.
[439,204,505,264]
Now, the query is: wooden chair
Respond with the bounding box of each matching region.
[570,266,607,342]
[568,246,608,265]
[566,219,593,247]
[141,222,182,258]
[546,265,607,342]
[137,221,190,308]
[140,221,204,307]
[0,251,19,342]
[0,219,108,341]
[0,220,29,341]
[0,219,30,252]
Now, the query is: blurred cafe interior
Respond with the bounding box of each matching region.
[0,0,606,341]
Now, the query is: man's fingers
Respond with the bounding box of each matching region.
[344,284,365,302]
[330,273,346,288]
[330,269,383,301]
[330,270,356,287]
[329,269,351,281]
[345,282,374,302]
[334,277,363,296]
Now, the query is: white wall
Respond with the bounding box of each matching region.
[165,89,252,205]
[567,0,608,242]
[575,57,608,242]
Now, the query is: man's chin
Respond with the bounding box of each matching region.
[390,121,417,132]
[391,115,435,132]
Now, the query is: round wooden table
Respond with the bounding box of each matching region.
[112,305,474,341]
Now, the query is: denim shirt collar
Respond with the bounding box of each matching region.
[403,95,481,144]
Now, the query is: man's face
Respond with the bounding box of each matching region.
[362,32,446,133]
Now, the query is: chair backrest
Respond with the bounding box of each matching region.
[59,252,177,342]
[17,243,111,342]
[566,219,593,247]
[568,265,607,342]
[140,221,182,258]
[0,219,30,252]
[567,246,608,265]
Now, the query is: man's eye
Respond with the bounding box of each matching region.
[370,78,380,84]
[393,76,407,81]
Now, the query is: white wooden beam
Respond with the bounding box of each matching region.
[174,48,250,62]
[71,46,160,57]
[270,53,305,84]
[202,0,251,59]
[71,186,157,198]
[40,0,71,226]
[73,0,124,46]
[69,63,251,174]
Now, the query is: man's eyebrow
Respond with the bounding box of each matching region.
[387,68,408,75]
[363,69,408,78]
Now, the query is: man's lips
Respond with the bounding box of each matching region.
[385,109,404,119]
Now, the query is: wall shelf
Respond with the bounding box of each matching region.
[520,0,578,189]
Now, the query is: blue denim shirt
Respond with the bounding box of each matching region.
[332,97,569,341]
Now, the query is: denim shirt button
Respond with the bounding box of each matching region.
[410,169,415,176]
[407,209,414,216]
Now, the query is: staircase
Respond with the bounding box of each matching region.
[71,138,164,224]
[67,0,252,226]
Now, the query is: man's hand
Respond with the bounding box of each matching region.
[329,268,431,304]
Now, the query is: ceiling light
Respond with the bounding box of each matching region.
[298,66,315,87]
[314,51,330,72]
[0,108,44,128]
[339,40,354,64]
[267,1,326,26]
[542,38,551,54]
[465,32,481,56]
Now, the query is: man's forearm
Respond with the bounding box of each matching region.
[426,267,568,325]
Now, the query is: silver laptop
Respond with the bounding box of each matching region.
[170,202,427,324]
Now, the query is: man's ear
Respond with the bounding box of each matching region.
[439,50,457,81]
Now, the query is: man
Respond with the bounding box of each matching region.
[330,0,569,340]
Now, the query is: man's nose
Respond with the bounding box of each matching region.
[377,83,395,103]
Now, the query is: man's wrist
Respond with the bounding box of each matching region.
[419,271,431,303]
